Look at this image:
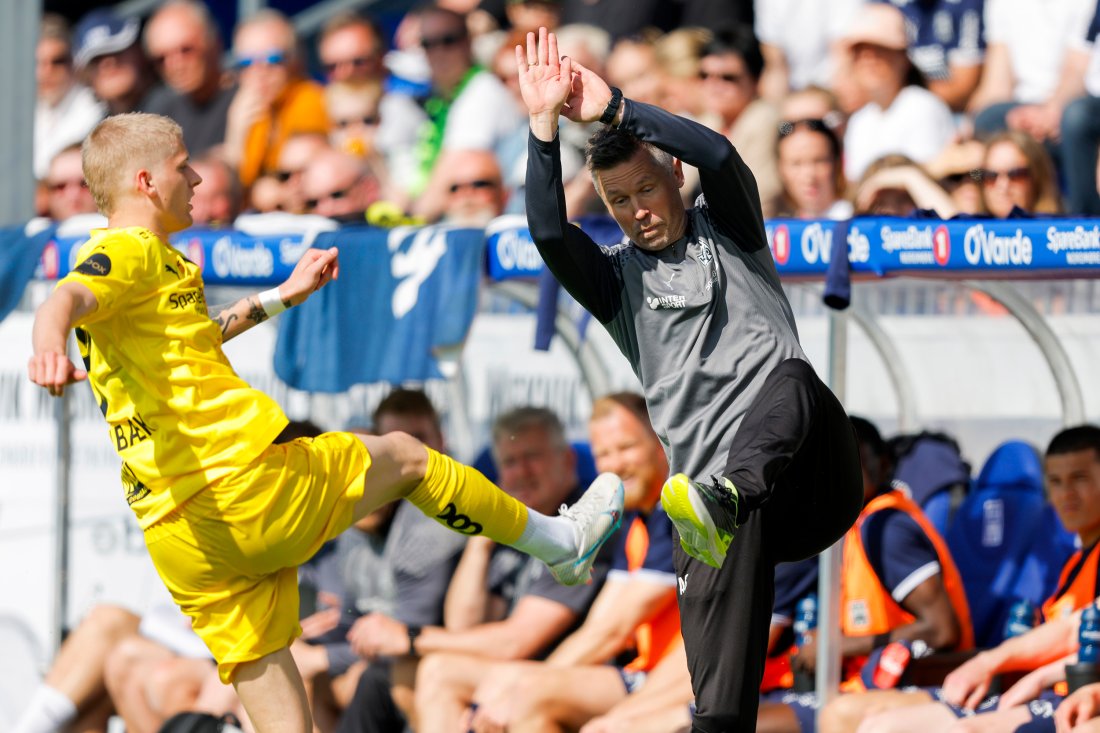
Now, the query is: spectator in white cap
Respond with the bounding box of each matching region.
[839,2,956,183]
[73,7,157,115]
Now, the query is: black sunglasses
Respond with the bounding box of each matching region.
[335,115,380,129]
[699,70,743,84]
[449,179,498,194]
[421,32,466,51]
[305,184,355,210]
[322,55,376,75]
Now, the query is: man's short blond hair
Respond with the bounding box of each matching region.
[82,113,184,215]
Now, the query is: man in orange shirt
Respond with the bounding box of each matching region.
[223,9,329,189]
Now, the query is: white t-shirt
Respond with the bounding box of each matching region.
[754,0,865,90]
[442,70,525,151]
[378,91,429,193]
[984,0,1095,103]
[34,83,105,180]
[844,86,957,182]
[825,198,855,220]
[1080,3,1100,97]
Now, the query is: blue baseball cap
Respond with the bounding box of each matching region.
[73,9,140,69]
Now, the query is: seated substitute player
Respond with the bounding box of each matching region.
[428,392,682,732]
[820,424,1100,733]
[25,112,624,733]
[757,416,974,732]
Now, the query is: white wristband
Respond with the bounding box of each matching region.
[259,287,288,317]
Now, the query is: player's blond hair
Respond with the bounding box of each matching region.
[82,113,184,215]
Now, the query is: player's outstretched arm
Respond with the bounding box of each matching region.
[210,246,339,341]
[28,281,98,396]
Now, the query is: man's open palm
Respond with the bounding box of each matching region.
[516,28,573,118]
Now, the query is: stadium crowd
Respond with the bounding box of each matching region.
[32,0,1100,231]
[17,0,1100,731]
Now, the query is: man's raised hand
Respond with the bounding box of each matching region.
[517,28,575,141]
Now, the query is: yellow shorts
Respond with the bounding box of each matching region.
[144,431,369,683]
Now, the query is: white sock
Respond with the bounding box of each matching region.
[11,685,77,733]
[511,509,577,564]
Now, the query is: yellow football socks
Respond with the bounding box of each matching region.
[406,447,529,545]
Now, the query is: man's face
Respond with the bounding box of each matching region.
[88,45,145,106]
[376,413,445,453]
[596,148,686,252]
[319,25,383,84]
[37,37,73,104]
[418,13,471,91]
[444,154,505,226]
[233,20,292,105]
[589,405,666,512]
[152,143,202,234]
[1046,449,1100,545]
[699,51,755,124]
[494,426,576,515]
[188,160,233,226]
[275,135,329,213]
[301,156,375,218]
[146,8,214,96]
[45,150,96,221]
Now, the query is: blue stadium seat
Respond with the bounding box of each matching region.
[471,441,598,490]
[892,432,971,536]
[1009,502,1077,613]
[946,440,1048,647]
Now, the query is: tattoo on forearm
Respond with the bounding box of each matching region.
[246,297,269,325]
[214,311,238,335]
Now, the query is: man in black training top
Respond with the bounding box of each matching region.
[517,28,865,733]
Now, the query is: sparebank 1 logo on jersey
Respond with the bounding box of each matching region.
[771,224,790,265]
[963,225,1033,266]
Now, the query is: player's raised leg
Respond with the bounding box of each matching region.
[350,431,625,586]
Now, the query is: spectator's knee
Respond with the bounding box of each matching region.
[413,653,453,700]
[103,635,148,691]
[85,604,140,640]
[820,694,863,733]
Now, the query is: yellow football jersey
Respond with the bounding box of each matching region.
[60,227,288,528]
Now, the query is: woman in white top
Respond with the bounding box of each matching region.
[839,3,956,183]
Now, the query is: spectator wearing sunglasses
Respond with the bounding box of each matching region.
[300,149,381,222]
[223,9,329,189]
[269,132,331,214]
[440,149,507,226]
[142,0,236,159]
[318,12,427,195]
[775,118,852,220]
[43,144,98,222]
[978,130,1064,219]
[35,13,104,181]
[696,25,782,218]
[406,7,523,222]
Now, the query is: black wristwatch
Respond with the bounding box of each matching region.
[600,86,623,125]
[406,624,422,655]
